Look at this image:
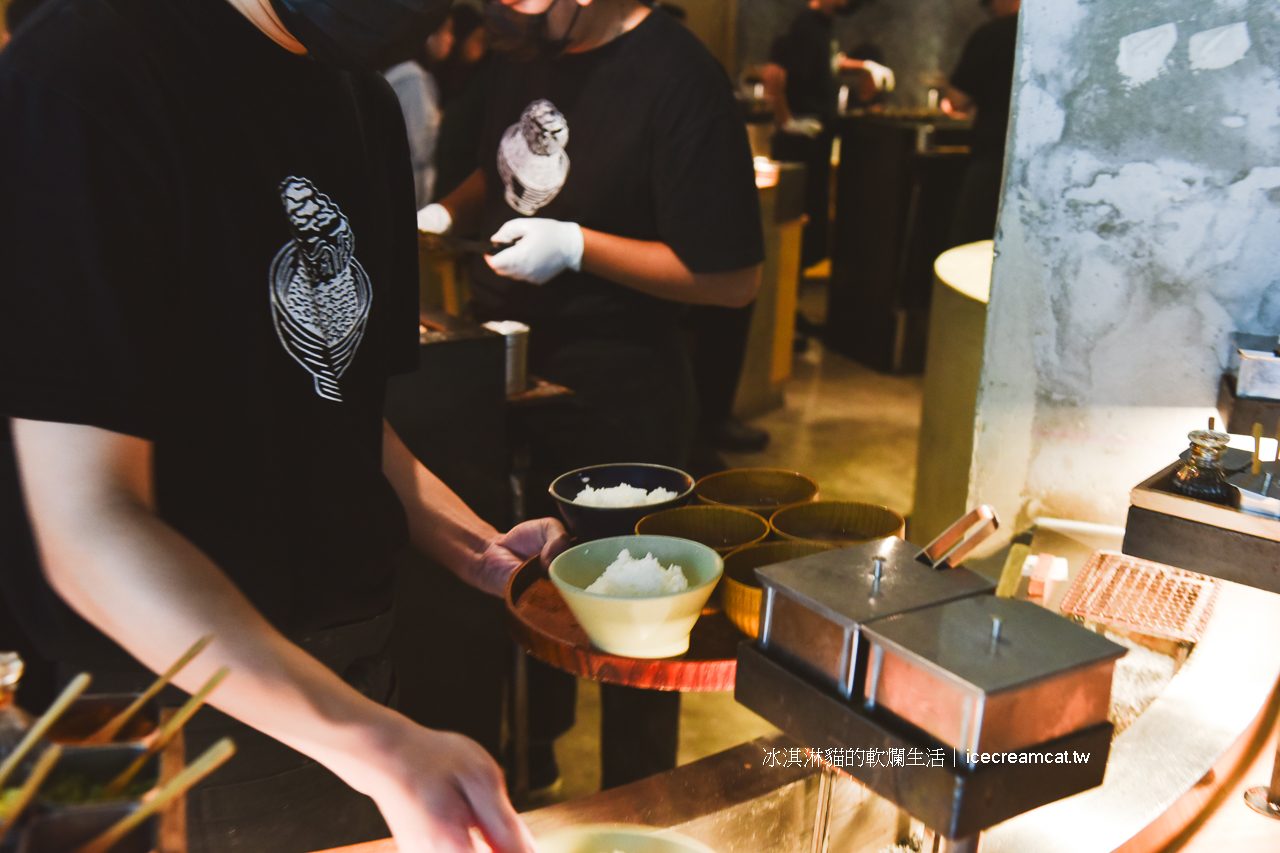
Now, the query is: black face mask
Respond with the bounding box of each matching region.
[486,0,583,62]
[268,0,451,70]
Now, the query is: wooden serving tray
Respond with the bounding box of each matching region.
[504,558,740,692]
[1124,455,1280,594]
[1130,458,1280,542]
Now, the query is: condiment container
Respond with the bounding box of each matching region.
[0,654,33,759]
[756,507,998,699]
[17,801,156,853]
[1171,428,1233,505]
[481,320,529,396]
[46,696,159,746]
[862,596,1126,756]
[10,744,159,807]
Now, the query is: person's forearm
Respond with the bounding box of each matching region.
[381,421,498,580]
[438,168,486,234]
[762,63,791,125]
[944,85,973,117]
[10,420,405,793]
[382,422,568,596]
[580,229,760,307]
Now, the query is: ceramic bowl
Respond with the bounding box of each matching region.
[694,469,819,516]
[537,825,718,853]
[721,541,835,638]
[46,694,159,745]
[550,464,695,542]
[17,801,157,853]
[769,500,905,546]
[9,744,160,808]
[634,505,769,555]
[549,535,723,658]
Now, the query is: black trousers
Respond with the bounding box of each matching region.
[948,157,1004,247]
[690,302,755,426]
[772,128,834,270]
[516,327,698,788]
[62,612,397,853]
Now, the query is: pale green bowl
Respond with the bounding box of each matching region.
[549,535,724,659]
[537,824,719,853]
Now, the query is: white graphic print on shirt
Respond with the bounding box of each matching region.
[497,99,570,215]
[269,177,371,402]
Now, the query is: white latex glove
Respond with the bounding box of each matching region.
[485,218,584,285]
[417,203,452,234]
[861,59,896,92]
[781,116,824,138]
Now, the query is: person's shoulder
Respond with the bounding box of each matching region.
[972,12,1019,46]
[4,0,134,78]
[0,0,167,121]
[629,11,732,94]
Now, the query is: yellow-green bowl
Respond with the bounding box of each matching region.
[769,500,905,546]
[694,468,819,516]
[721,541,835,638]
[537,825,718,853]
[549,535,724,658]
[634,505,770,555]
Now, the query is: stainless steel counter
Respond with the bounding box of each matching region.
[523,548,1280,852]
[522,734,902,853]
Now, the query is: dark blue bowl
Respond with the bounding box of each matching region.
[549,464,696,542]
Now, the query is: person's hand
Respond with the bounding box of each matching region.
[418,203,453,234]
[860,59,895,92]
[470,517,571,595]
[354,717,539,853]
[781,116,824,138]
[485,218,584,284]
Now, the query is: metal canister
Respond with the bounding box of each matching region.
[482,320,529,396]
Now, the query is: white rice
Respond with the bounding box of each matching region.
[585,549,688,596]
[572,483,678,507]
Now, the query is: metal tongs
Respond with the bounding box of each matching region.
[916,505,1000,570]
[439,235,519,256]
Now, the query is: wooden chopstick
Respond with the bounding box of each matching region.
[1253,422,1264,476]
[101,667,229,799]
[0,744,62,844]
[74,738,235,853]
[0,673,90,789]
[82,635,213,746]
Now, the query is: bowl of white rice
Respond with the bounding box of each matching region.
[549,535,723,658]
[549,464,696,542]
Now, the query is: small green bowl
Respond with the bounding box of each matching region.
[634,505,769,555]
[549,535,723,659]
[694,468,819,516]
[770,500,905,546]
[537,825,719,853]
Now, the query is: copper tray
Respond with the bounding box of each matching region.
[504,558,739,691]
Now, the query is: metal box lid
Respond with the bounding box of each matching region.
[863,596,1127,693]
[756,537,996,630]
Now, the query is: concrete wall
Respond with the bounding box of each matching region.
[736,0,988,105]
[971,0,1280,541]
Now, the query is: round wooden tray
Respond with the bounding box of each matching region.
[504,557,742,691]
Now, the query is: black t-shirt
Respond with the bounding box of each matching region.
[950,13,1019,162]
[0,0,420,670]
[769,8,837,123]
[469,10,764,335]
